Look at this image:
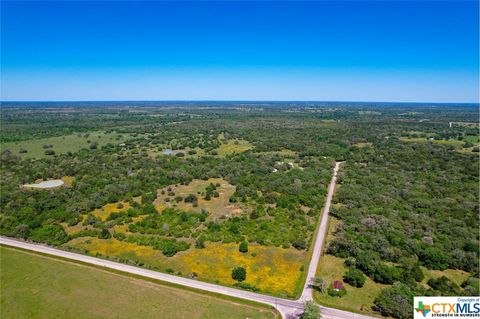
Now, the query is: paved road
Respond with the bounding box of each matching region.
[0,162,377,319]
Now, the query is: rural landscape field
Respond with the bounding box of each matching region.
[1,102,479,318]
[1,0,479,318]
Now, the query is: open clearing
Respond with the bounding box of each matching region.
[217,139,253,157]
[2,131,132,159]
[91,201,132,221]
[0,246,275,319]
[399,137,465,146]
[313,254,386,315]
[65,237,304,297]
[399,136,480,154]
[154,178,246,219]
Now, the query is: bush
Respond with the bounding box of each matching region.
[427,276,461,296]
[195,237,205,249]
[312,277,328,293]
[327,287,347,297]
[232,267,246,282]
[239,241,248,253]
[373,282,413,319]
[292,239,307,250]
[233,282,259,291]
[184,194,197,203]
[343,268,366,288]
[301,300,321,319]
[100,228,111,239]
[30,224,68,245]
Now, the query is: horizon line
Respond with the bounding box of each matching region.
[1,99,479,105]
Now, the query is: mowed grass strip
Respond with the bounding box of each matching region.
[0,246,275,319]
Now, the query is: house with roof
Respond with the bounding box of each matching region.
[332,280,344,291]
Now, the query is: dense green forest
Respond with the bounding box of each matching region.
[1,102,478,317]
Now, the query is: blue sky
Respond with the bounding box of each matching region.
[1,1,478,102]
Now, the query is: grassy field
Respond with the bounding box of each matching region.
[422,267,470,287]
[217,139,253,157]
[2,131,131,159]
[313,254,386,316]
[399,137,465,146]
[0,246,276,319]
[153,178,246,219]
[399,136,479,154]
[353,142,373,148]
[463,135,480,143]
[65,237,304,297]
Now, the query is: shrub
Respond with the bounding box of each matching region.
[184,194,197,203]
[327,287,347,297]
[373,282,413,319]
[312,277,328,293]
[195,237,205,249]
[30,224,68,246]
[234,282,259,291]
[301,300,321,319]
[232,267,246,282]
[343,268,366,288]
[427,276,461,296]
[239,241,248,253]
[292,239,307,250]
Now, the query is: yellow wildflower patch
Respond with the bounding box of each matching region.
[217,139,252,157]
[91,201,131,221]
[176,242,304,296]
[61,176,74,187]
[64,238,304,297]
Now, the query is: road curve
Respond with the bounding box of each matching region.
[0,162,377,319]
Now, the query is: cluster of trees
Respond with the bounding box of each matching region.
[329,142,478,274]
[373,274,480,319]
[327,139,479,317]
[1,103,478,306]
